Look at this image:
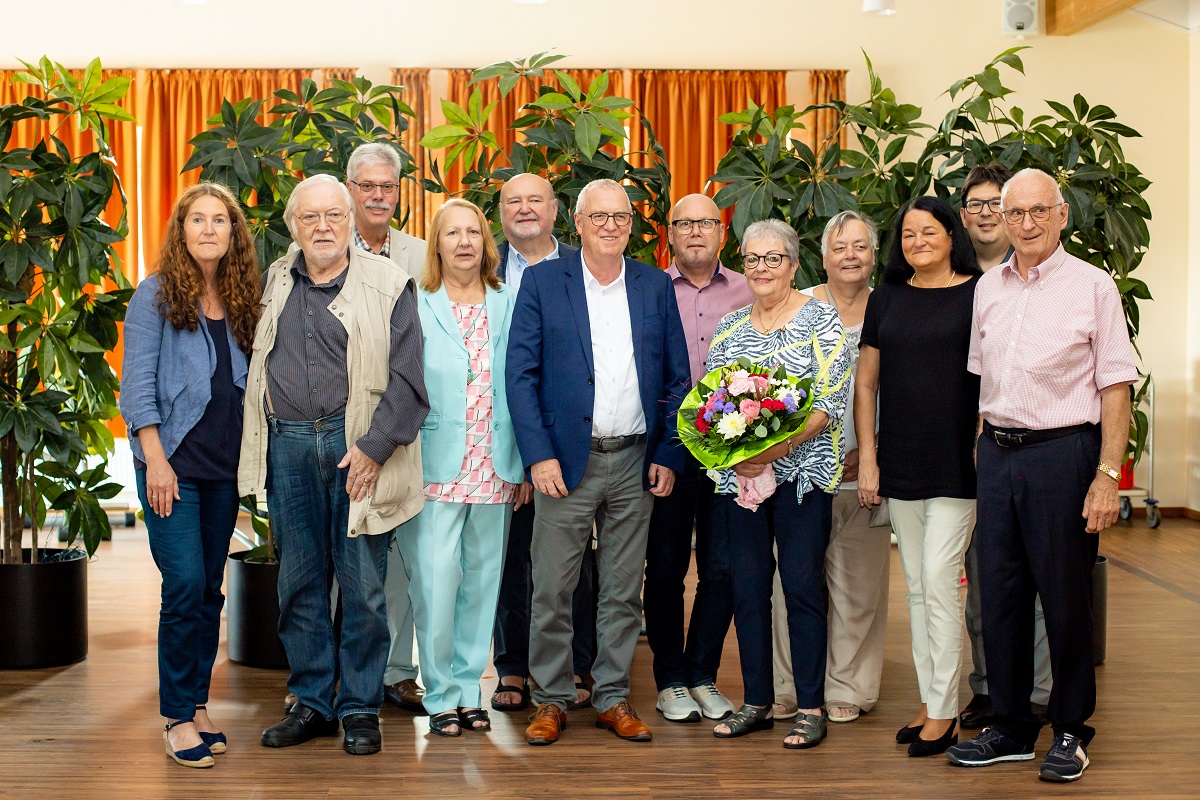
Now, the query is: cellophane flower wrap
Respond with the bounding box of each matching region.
[677,356,815,472]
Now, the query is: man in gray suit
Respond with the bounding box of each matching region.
[346,142,428,714]
[490,173,598,713]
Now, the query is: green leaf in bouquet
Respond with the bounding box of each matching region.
[755,424,768,437]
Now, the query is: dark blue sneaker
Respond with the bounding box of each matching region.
[1039,732,1089,782]
[946,726,1035,766]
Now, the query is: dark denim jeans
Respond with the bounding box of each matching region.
[136,470,238,720]
[267,414,390,721]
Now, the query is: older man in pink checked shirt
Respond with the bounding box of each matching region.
[947,168,1137,783]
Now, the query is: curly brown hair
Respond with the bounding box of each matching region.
[155,182,261,353]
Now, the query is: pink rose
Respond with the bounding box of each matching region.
[739,399,761,421]
[727,370,756,396]
[750,374,771,394]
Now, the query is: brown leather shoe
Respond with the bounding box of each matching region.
[596,701,652,742]
[384,679,426,714]
[525,703,567,746]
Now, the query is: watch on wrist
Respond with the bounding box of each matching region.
[1097,463,1120,482]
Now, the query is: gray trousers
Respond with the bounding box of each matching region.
[529,443,653,712]
[384,538,419,684]
[965,533,1052,705]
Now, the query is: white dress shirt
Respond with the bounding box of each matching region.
[582,253,646,438]
[505,238,560,294]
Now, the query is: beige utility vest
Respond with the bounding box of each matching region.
[238,246,424,536]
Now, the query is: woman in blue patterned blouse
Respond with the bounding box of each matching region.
[708,219,851,750]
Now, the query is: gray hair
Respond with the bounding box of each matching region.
[284,174,355,237]
[346,142,403,184]
[742,218,800,263]
[1001,167,1064,207]
[821,210,879,259]
[575,178,631,216]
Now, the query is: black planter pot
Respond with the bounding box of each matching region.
[0,549,88,668]
[225,550,289,669]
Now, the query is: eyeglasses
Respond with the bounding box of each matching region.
[297,210,348,228]
[349,180,399,196]
[1002,204,1063,224]
[671,218,721,233]
[743,252,790,269]
[585,211,634,228]
[963,198,1002,215]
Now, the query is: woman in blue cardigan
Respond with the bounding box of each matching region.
[119,182,261,768]
[398,199,528,737]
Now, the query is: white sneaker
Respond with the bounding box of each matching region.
[689,682,736,720]
[656,686,702,722]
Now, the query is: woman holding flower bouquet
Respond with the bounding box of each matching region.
[856,196,982,757]
[705,219,851,749]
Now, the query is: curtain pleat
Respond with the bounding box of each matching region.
[802,69,849,155]
[390,68,434,239]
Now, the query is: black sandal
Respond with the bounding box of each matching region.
[491,678,531,712]
[783,711,828,749]
[568,677,592,711]
[428,710,461,737]
[457,707,492,732]
[713,704,774,739]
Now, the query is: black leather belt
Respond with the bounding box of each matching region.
[983,421,1096,448]
[590,433,646,453]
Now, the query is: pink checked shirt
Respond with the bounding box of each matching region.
[968,245,1137,430]
[666,261,755,387]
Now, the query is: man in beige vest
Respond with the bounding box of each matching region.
[345,142,429,714]
[243,175,428,756]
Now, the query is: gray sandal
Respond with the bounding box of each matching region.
[783,711,827,749]
[713,704,774,738]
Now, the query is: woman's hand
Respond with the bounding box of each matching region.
[734,460,769,478]
[514,481,534,511]
[145,455,180,518]
[857,458,881,508]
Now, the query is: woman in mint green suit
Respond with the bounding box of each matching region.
[397,199,530,737]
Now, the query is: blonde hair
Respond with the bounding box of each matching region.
[421,199,501,292]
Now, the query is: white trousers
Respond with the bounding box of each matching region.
[889,496,975,720]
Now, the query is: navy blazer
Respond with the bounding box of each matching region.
[497,239,579,283]
[505,250,691,492]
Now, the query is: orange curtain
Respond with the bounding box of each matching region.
[441,68,625,193]
[391,68,434,239]
[801,69,848,156]
[137,69,317,270]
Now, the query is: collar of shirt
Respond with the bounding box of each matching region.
[581,251,626,292]
[291,252,349,289]
[353,227,390,259]
[507,237,560,271]
[666,260,725,290]
[1000,243,1066,285]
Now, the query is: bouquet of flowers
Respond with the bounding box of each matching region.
[677,357,815,510]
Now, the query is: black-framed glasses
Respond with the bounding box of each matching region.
[1002,203,1062,224]
[585,211,634,228]
[743,252,790,269]
[297,210,348,228]
[671,218,721,233]
[963,198,1003,214]
[349,180,400,196]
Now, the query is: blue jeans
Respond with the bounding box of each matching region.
[136,470,238,720]
[267,414,390,721]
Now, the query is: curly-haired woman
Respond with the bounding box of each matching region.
[120,182,261,768]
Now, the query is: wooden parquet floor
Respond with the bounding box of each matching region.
[2,517,1199,799]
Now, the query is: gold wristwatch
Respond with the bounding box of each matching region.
[1097,463,1120,482]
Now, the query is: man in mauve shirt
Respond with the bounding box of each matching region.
[947,168,1137,783]
[644,194,753,724]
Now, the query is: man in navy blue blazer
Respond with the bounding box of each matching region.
[507,178,691,746]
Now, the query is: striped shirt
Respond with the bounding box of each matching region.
[266,252,426,465]
[968,245,1137,429]
[705,298,850,503]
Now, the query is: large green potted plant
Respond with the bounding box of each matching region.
[0,57,131,668]
[225,496,287,669]
[711,48,1152,464]
[419,51,671,265]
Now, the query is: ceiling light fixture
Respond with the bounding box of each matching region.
[863,0,897,15]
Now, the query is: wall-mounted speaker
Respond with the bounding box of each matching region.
[1001,0,1041,36]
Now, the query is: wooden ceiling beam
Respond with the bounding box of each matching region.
[1046,0,1145,35]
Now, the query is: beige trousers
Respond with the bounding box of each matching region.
[772,490,891,711]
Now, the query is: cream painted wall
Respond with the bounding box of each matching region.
[2,1,1194,507]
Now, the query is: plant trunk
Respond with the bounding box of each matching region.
[1,431,19,565]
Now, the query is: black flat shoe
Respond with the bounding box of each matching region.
[908,720,958,757]
[342,713,382,755]
[261,703,340,747]
[896,723,924,744]
[960,694,993,730]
